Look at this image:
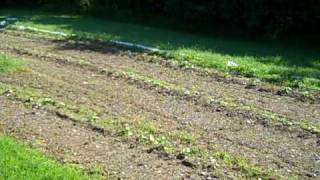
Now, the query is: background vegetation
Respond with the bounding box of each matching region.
[2,0,320,38]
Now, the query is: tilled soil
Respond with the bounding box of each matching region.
[0,97,198,180]
[1,30,319,179]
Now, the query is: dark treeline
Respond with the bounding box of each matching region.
[2,0,320,38]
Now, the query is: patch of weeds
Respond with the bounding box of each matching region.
[227,65,255,77]
[0,54,25,74]
[106,69,183,92]
[233,157,262,177]
[210,151,280,179]
[136,120,158,134]
[98,118,176,153]
[85,166,106,179]
[258,108,320,134]
[298,91,317,102]
[105,69,209,104]
[168,130,196,144]
[300,121,320,134]
[0,83,99,123]
[97,118,279,178]
[5,46,91,67]
[207,92,319,135]
[99,119,200,157]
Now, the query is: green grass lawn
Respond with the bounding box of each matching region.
[1,9,320,90]
[0,136,99,180]
[0,54,24,74]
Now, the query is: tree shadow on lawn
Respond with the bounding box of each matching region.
[5,10,320,89]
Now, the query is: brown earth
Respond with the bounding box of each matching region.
[0,30,319,179]
[0,97,198,179]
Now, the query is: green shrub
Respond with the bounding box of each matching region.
[2,0,320,37]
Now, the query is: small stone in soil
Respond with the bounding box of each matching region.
[146,147,156,153]
[200,171,207,176]
[137,163,144,166]
[83,142,89,145]
[181,160,196,168]
[176,153,185,160]
[129,144,135,149]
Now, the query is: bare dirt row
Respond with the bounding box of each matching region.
[2,30,319,126]
[0,97,197,179]
[1,30,319,179]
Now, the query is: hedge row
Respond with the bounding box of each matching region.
[2,0,320,37]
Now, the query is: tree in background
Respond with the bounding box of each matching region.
[1,0,319,38]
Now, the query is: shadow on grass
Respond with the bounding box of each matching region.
[2,9,320,89]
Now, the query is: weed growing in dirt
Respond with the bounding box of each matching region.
[0,136,101,180]
[168,130,196,144]
[0,84,99,123]
[105,69,189,94]
[300,121,320,134]
[94,119,281,179]
[0,54,24,74]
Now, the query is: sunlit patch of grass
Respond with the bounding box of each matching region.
[172,48,320,90]
[0,136,101,180]
[0,54,24,74]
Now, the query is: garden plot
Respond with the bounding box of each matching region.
[0,29,319,179]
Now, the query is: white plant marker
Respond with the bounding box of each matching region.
[226,61,238,67]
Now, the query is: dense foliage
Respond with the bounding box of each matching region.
[2,0,320,37]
